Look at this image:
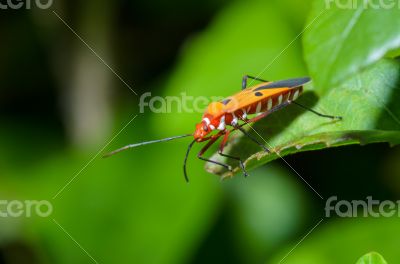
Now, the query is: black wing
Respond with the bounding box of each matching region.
[253,77,311,91]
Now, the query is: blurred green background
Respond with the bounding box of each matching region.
[1,0,400,263]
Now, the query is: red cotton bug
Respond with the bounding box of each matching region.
[104,75,342,182]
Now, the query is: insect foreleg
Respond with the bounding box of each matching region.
[197,135,233,172]
[217,130,249,177]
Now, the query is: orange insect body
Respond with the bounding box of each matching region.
[105,76,341,182]
[194,82,303,141]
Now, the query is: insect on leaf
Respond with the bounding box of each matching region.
[206,59,400,177]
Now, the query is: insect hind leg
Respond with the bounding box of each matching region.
[242,75,269,90]
[291,101,342,120]
[235,126,270,153]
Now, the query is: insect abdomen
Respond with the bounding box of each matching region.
[212,87,303,129]
[238,87,302,116]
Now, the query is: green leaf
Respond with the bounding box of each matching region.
[356,252,388,264]
[269,217,399,263]
[303,0,400,92]
[206,58,400,177]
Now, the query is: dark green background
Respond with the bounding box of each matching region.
[0,0,399,263]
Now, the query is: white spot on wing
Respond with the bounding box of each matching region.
[256,102,262,113]
[203,118,210,125]
[267,98,272,110]
[231,113,238,126]
[278,95,283,104]
[242,109,247,119]
[293,90,299,100]
[217,115,226,130]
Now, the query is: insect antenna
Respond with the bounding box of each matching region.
[183,140,197,183]
[103,134,193,158]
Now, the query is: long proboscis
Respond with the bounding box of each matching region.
[103,134,193,158]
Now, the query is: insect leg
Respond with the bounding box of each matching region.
[197,135,233,172]
[242,75,269,90]
[218,130,249,177]
[290,101,342,120]
[235,126,270,153]
[235,102,293,151]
